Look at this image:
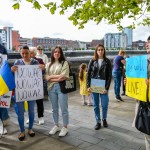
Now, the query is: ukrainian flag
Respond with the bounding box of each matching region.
[0,60,16,96]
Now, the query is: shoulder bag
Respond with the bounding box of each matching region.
[59,61,76,94]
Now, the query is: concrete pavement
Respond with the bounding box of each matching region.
[0,84,146,150]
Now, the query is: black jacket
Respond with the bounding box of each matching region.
[87,58,112,90]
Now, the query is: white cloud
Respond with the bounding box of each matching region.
[0,0,149,42]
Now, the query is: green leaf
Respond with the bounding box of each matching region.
[26,0,33,3]
[49,4,56,14]
[147,6,150,12]
[12,3,20,10]
[33,1,41,10]
[59,10,64,15]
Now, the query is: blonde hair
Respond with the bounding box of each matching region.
[29,47,37,54]
[118,50,125,55]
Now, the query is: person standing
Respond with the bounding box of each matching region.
[112,50,125,101]
[11,45,44,141]
[87,44,112,130]
[45,45,70,137]
[79,63,92,106]
[26,47,45,125]
[36,45,49,64]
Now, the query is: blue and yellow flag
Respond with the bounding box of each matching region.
[0,60,16,96]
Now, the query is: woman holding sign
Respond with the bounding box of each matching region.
[11,45,44,141]
[45,45,69,137]
[87,44,112,130]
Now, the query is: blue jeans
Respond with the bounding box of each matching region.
[48,83,69,126]
[0,108,9,121]
[92,93,109,123]
[16,101,35,132]
[112,70,122,97]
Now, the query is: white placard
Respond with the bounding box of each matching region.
[15,65,44,102]
[0,91,12,108]
[0,54,7,66]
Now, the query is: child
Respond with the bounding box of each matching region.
[79,63,92,106]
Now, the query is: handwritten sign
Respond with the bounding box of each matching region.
[126,55,147,102]
[0,91,12,108]
[15,65,44,102]
[90,78,105,93]
[0,54,7,66]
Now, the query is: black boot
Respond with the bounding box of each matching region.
[94,122,101,130]
[103,119,108,127]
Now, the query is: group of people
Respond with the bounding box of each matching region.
[1,38,150,150]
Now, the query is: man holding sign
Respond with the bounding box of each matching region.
[11,45,44,141]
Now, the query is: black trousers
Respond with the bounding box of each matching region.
[36,99,44,118]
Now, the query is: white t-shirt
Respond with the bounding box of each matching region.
[98,59,103,69]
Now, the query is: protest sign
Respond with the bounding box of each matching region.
[90,78,105,93]
[0,54,7,66]
[15,65,44,102]
[0,91,12,108]
[126,55,147,102]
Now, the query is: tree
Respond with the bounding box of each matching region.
[12,0,150,30]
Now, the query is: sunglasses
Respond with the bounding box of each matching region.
[38,49,43,50]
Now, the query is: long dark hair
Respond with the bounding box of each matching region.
[79,63,87,81]
[93,44,106,60]
[49,45,66,68]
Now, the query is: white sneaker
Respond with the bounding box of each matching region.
[26,119,29,124]
[59,127,68,137]
[49,125,60,135]
[39,117,44,125]
[0,127,7,135]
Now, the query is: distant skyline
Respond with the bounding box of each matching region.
[0,0,150,42]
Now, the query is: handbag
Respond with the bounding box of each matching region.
[59,62,76,94]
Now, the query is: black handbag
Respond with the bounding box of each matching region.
[59,62,76,94]
[135,101,150,135]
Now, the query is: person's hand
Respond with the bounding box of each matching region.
[102,90,107,94]
[39,64,45,70]
[88,88,91,92]
[45,75,51,81]
[146,79,149,86]
[11,66,18,72]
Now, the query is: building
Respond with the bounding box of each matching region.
[132,40,146,50]
[104,33,127,49]
[0,29,7,46]
[90,39,104,48]
[19,37,32,50]
[12,30,20,51]
[123,27,133,48]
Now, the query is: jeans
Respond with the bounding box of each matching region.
[92,92,109,123]
[112,70,122,97]
[0,108,9,121]
[36,99,44,118]
[16,101,35,132]
[48,83,69,126]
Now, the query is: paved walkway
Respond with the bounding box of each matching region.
[0,84,146,150]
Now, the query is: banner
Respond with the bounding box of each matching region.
[90,78,105,93]
[15,65,44,102]
[0,91,12,108]
[126,55,147,102]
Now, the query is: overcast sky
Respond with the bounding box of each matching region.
[0,0,150,42]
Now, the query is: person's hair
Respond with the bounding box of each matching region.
[79,63,87,81]
[49,45,66,68]
[21,45,29,50]
[29,47,37,54]
[118,50,125,55]
[37,45,43,50]
[93,44,106,60]
[147,36,150,41]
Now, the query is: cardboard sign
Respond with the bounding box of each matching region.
[15,65,44,102]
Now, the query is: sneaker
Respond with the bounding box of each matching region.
[3,118,10,127]
[87,103,93,106]
[59,127,68,137]
[49,125,60,135]
[0,127,7,135]
[103,119,108,127]
[39,117,44,125]
[94,122,101,130]
[115,96,124,102]
[121,92,125,96]
[26,119,29,124]
[83,102,88,106]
